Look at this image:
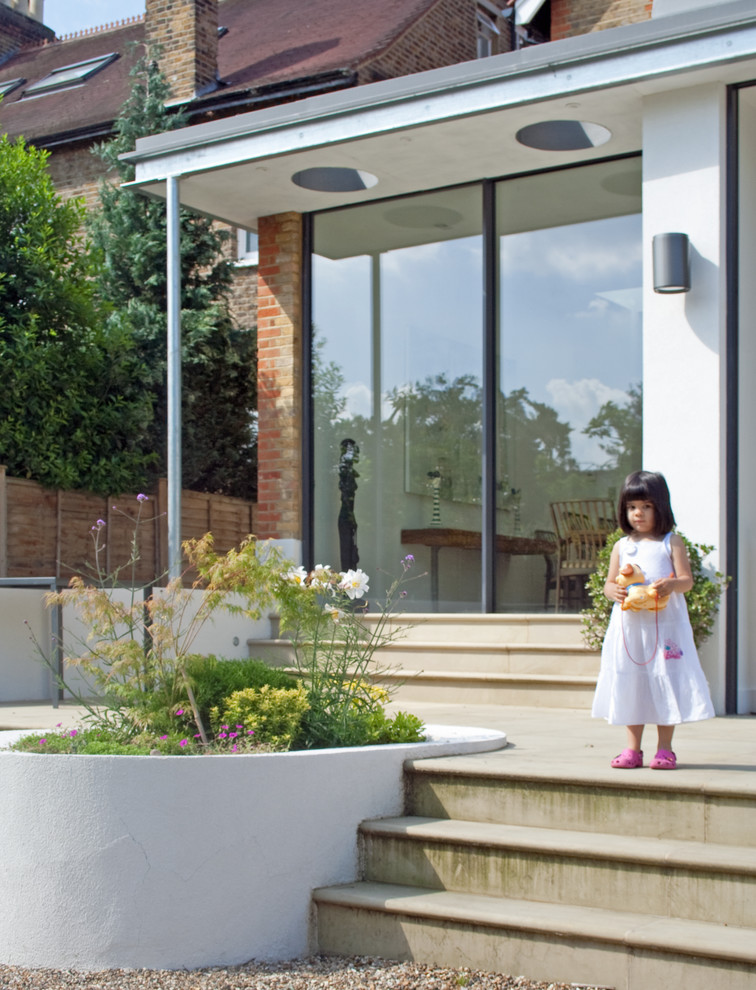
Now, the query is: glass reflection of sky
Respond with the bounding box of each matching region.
[312,213,641,468]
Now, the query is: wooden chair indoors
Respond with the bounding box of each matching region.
[549,498,617,611]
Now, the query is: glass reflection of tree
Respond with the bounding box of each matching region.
[584,383,641,478]
[386,373,482,504]
[314,338,641,542]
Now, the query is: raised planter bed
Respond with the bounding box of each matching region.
[0,725,505,972]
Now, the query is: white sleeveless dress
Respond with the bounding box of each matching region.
[591,534,715,726]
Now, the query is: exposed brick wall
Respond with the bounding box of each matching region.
[0,5,53,62]
[145,0,218,101]
[551,0,652,39]
[357,0,479,84]
[228,260,258,331]
[256,213,303,541]
[45,143,112,209]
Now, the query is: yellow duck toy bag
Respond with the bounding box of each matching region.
[616,562,670,612]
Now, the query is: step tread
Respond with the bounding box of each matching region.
[380,670,598,685]
[359,816,756,872]
[250,639,595,654]
[314,881,756,964]
[377,642,596,653]
[404,754,756,798]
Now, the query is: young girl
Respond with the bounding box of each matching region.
[591,470,714,769]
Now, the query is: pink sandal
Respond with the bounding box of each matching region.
[611,748,643,769]
[650,749,677,770]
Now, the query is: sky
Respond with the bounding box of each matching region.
[43,0,145,37]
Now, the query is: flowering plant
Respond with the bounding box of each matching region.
[273,555,424,748]
[25,499,424,753]
[37,496,288,747]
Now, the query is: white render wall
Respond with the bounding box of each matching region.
[0,588,274,704]
[0,727,505,971]
[642,83,728,711]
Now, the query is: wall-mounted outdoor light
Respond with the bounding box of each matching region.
[652,232,691,293]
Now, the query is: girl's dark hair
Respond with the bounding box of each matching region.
[618,470,676,536]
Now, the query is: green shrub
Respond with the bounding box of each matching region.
[187,654,297,727]
[581,529,728,651]
[210,684,310,751]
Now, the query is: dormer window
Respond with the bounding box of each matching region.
[23,53,118,98]
[0,78,25,98]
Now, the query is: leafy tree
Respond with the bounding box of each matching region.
[89,53,257,498]
[0,134,152,493]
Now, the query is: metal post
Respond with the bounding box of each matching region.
[166,175,182,581]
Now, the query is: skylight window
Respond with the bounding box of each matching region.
[0,78,25,98]
[23,53,118,97]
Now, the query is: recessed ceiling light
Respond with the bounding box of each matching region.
[515,120,612,151]
[291,167,378,192]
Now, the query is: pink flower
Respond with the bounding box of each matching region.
[175,709,184,716]
[159,735,168,740]
[179,739,188,747]
[69,729,77,737]
[39,738,47,746]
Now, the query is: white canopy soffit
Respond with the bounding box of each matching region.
[124,0,756,230]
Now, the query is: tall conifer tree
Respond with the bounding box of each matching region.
[90,53,257,498]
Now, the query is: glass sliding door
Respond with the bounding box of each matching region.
[309,157,642,613]
[496,158,643,610]
[312,186,484,610]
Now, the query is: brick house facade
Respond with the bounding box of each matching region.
[0,0,653,543]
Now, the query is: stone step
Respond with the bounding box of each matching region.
[360,613,587,646]
[359,816,756,928]
[314,881,756,990]
[380,669,597,707]
[374,641,600,675]
[405,758,756,846]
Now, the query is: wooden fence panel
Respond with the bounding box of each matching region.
[0,468,256,585]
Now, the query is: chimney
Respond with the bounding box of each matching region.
[0,0,54,62]
[3,0,44,22]
[145,0,218,102]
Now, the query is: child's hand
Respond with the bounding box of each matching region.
[651,571,675,597]
[607,582,627,604]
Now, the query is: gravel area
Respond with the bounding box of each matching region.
[0,956,607,990]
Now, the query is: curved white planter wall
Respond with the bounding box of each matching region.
[0,727,504,971]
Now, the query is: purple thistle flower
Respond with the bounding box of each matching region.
[137,493,149,502]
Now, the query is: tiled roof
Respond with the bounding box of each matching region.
[0,0,441,144]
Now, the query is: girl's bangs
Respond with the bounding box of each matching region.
[623,478,653,503]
